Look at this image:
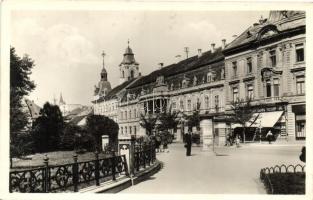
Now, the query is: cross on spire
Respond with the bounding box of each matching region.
[101,51,106,69]
[127,39,130,47]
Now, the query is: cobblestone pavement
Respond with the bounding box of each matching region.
[121,142,303,194]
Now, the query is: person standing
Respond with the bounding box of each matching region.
[185,130,192,156]
[266,130,273,144]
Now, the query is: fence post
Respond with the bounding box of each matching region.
[95,150,100,186]
[43,155,49,193]
[72,153,79,192]
[112,152,116,181]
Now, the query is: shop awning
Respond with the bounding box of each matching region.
[231,111,283,128]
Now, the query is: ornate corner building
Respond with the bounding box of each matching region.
[92,11,305,144]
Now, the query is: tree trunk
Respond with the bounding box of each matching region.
[243,127,246,143]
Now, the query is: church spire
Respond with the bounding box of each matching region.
[101,51,106,69]
[59,93,66,105]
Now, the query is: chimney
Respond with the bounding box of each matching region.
[221,39,226,49]
[210,43,215,53]
[197,49,202,58]
[158,63,164,69]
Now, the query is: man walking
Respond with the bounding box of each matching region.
[185,130,192,156]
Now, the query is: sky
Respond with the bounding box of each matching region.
[11,10,269,106]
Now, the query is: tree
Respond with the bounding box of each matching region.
[32,102,64,152]
[158,104,180,132]
[86,115,119,152]
[184,102,201,131]
[61,123,82,150]
[139,113,158,136]
[230,97,260,143]
[10,47,36,166]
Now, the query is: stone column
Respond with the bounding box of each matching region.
[200,119,213,151]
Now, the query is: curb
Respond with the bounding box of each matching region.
[80,160,162,193]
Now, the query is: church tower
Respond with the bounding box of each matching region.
[94,51,112,97]
[119,40,140,84]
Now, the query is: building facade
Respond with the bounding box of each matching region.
[223,11,305,141]
[92,11,306,144]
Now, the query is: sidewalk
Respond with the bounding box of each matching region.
[121,142,302,194]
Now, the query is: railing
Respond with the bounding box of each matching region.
[134,144,156,172]
[260,164,305,194]
[9,154,129,193]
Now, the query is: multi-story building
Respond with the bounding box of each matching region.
[92,10,306,144]
[223,11,305,141]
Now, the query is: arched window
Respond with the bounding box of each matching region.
[134,109,136,118]
[130,70,134,78]
[187,99,192,111]
[129,110,132,119]
[122,71,125,78]
[121,127,123,135]
[207,72,212,83]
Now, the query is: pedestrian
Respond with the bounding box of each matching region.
[235,134,240,148]
[185,130,192,156]
[155,134,161,152]
[163,138,169,153]
[266,130,273,144]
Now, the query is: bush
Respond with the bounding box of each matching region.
[268,172,305,194]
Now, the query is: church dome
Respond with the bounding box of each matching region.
[124,46,134,55]
[120,46,139,65]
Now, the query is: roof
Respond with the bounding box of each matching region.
[102,78,137,101]
[24,98,41,119]
[127,48,224,89]
[120,46,139,65]
[224,11,305,53]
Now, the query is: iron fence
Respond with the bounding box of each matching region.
[134,144,156,172]
[260,164,305,194]
[9,154,128,193]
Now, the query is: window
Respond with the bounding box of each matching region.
[172,101,177,110]
[269,50,276,67]
[180,99,184,110]
[125,111,127,120]
[121,112,123,120]
[296,76,305,94]
[232,61,237,77]
[205,96,209,109]
[129,110,132,119]
[124,127,127,134]
[129,126,132,135]
[121,127,123,135]
[273,79,279,97]
[134,126,137,135]
[266,80,271,97]
[246,57,253,74]
[247,84,254,99]
[134,109,136,118]
[214,95,219,110]
[233,87,239,101]
[296,43,304,62]
[207,72,212,82]
[187,99,192,111]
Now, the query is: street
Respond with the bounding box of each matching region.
[121,142,303,194]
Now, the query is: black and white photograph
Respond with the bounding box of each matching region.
[1,1,312,199]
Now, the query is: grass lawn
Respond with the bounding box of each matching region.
[269,172,305,194]
[11,151,112,171]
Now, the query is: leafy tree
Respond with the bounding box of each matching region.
[10,47,36,166]
[61,123,82,150]
[184,102,201,131]
[158,104,180,132]
[32,102,64,152]
[139,113,158,136]
[230,97,260,143]
[86,115,119,152]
